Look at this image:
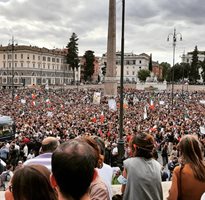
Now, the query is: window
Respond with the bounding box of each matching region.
[52,58,55,62]
[126,71,129,75]
[21,54,23,59]
[56,58,59,63]
[38,56,40,60]
[133,60,136,65]
[8,54,12,59]
[132,71,135,75]
[3,54,5,59]
[33,55,35,60]
[9,63,11,68]
[3,62,6,68]
[47,57,51,62]
[139,60,141,64]
[33,63,35,68]
[15,63,17,67]
[21,63,23,67]
[27,54,30,59]
[43,56,46,61]
[48,64,50,69]
[15,54,17,59]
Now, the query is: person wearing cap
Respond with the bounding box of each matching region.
[121,132,163,200]
[23,137,59,171]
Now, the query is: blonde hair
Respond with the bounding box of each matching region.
[179,135,205,181]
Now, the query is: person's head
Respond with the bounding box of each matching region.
[178,134,205,181]
[92,136,106,164]
[51,139,97,200]
[6,165,57,200]
[80,136,103,169]
[40,137,59,154]
[130,132,155,159]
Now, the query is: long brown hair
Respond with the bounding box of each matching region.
[178,135,205,181]
[12,165,57,200]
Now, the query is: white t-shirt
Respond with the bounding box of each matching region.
[201,193,205,200]
[97,163,114,200]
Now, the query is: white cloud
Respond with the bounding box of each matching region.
[0,0,205,64]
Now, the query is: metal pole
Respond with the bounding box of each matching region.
[11,36,14,102]
[171,29,176,108]
[118,0,125,168]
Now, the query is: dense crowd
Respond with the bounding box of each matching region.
[0,87,205,200]
[0,87,205,167]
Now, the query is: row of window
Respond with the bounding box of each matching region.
[3,62,62,70]
[3,54,63,63]
[116,60,142,65]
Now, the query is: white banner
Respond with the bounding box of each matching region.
[93,92,101,104]
[108,99,117,111]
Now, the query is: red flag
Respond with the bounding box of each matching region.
[92,115,96,123]
[100,111,105,123]
[32,94,36,99]
[149,99,155,110]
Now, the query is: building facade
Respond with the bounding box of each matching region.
[0,45,73,88]
[181,51,205,82]
[101,52,150,82]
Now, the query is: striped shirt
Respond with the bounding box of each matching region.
[23,153,52,171]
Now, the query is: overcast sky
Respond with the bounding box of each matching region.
[0,0,205,64]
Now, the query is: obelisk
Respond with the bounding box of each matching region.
[104,0,117,96]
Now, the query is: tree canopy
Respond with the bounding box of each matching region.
[66,32,79,82]
[83,50,95,82]
[189,46,200,83]
[138,69,150,82]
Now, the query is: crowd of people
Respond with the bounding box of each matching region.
[0,86,205,200]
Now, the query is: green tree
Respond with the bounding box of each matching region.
[200,59,205,83]
[83,50,95,81]
[189,46,200,83]
[159,62,171,81]
[66,32,79,83]
[138,69,150,82]
[148,53,152,71]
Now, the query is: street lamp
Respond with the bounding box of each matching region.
[8,36,18,102]
[167,28,182,107]
[118,0,125,169]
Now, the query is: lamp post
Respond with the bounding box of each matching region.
[118,0,125,169]
[167,28,182,107]
[8,36,17,102]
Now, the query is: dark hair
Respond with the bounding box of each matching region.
[131,133,155,159]
[92,136,105,156]
[12,165,57,200]
[52,139,97,200]
[178,135,205,181]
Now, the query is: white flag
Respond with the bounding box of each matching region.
[143,106,147,120]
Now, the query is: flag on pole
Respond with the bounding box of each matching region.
[149,99,154,110]
[143,106,148,120]
[92,115,97,123]
[100,111,105,123]
[32,94,36,99]
[31,101,36,106]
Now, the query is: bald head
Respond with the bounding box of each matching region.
[41,137,59,153]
